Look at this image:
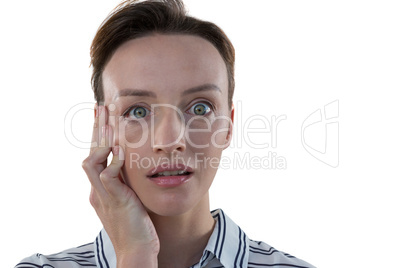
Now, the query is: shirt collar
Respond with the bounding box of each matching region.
[94,209,249,268]
[94,228,116,268]
[201,209,249,267]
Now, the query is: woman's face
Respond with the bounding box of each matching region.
[102,34,233,216]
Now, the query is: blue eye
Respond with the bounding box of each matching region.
[190,103,211,115]
[126,106,149,119]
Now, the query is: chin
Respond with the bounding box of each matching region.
[144,191,200,217]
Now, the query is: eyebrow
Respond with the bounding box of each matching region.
[114,89,157,100]
[181,83,221,96]
[113,83,221,100]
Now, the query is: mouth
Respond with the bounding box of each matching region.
[147,164,194,187]
[149,170,192,178]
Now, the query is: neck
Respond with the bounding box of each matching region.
[148,194,215,268]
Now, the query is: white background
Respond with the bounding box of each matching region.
[1,1,401,267]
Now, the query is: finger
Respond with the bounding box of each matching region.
[90,104,100,153]
[100,125,113,149]
[90,104,108,154]
[99,145,127,200]
[82,143,113,199]
[84,123,115,200]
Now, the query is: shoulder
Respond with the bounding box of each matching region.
[15,242,96,268]
[248,239,316,268]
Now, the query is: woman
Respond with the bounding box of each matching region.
[16,0,315,267]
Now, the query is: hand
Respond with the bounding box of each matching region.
[82,104,159,267]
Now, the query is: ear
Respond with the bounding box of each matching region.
[223,103,235,150]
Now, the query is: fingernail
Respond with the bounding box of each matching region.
[113,146,125,161]
[97,105,104,118]
[94,103,98,118]
[112,145,119,155]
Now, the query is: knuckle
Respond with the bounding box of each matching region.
[81,157,92,170]
[99,170,111,182]
[81,160,88,170]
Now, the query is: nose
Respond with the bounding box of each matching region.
[151,107,186,154]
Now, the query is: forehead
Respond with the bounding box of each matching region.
[102,34,228,103]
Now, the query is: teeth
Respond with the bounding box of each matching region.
[156,170,188,176]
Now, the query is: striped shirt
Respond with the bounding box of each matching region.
[15,209,315,268]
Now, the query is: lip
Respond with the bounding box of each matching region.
[146,164,194,177]
[147,164,194,188]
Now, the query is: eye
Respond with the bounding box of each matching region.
[189,102,211,116]
[125,106,149,119]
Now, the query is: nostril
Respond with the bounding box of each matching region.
[152,142,186,154]
[176,145,185,152]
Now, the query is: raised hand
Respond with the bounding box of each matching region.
[82,104,159,267]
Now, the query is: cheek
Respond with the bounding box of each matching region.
[185,117,230,150]
[120,146,147,189]
[211,120,230,146]
[185,117,212,148]
[115,121,150,148]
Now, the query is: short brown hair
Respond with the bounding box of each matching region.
[90,0,235,107]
